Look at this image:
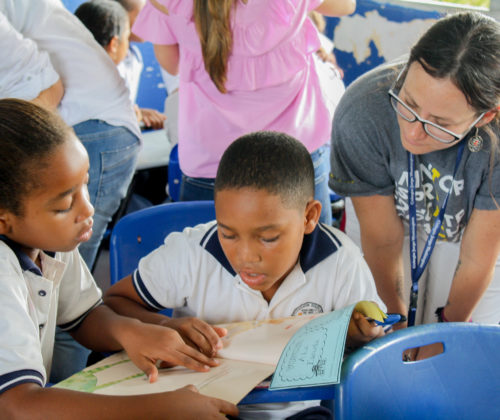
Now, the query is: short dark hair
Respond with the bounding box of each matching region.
[214,131,315,208]
[75,0,128,47]
[0,99,72,216]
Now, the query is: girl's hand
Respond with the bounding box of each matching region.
[161,317,227,358]
[159,385,239,419]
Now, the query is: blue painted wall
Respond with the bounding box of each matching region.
[325,0,441,86]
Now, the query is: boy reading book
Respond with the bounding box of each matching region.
[104,131,385,419]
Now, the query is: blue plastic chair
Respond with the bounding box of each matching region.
[109,201,215,284]
[334,322,500,420]
[167,144,182,202]
[109,200,336,405]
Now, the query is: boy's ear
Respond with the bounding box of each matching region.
[304,199,322,234]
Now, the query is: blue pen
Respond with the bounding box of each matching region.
[366,313,406,326]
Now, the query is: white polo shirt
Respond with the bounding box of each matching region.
[134,221,384,323]
[134,222,383,419]
[0,0,140,138]
[0,238,102,394]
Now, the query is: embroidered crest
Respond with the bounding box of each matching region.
[292,302,323,316]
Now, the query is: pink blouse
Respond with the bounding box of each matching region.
[134,0,335,178]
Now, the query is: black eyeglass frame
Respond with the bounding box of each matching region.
[388,67,485,144]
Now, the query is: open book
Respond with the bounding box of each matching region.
[55,301,388,403]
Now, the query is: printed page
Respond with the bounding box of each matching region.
[217,314,321,365]
[55,352,274,404]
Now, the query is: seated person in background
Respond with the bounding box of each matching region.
[75,0,166,130]
[104,131,385,420]
[0,99,238,420]
[309,10,345,79]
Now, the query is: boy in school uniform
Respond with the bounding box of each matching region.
[0,99,238,419]
[104,131,385,419]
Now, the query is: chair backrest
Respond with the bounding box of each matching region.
[334,322,500,420]
[167,144,182,201]
[109,201,215,284]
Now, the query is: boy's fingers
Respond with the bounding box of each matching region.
[212,326,228,339]
[195,323,224,353]
[172,346,219,372]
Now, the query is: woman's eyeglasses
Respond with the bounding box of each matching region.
[388,68,485,144]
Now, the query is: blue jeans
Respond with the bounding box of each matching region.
[179,145,332,224]
[73,120,140,269]
[49,327,90,383]
[310,144,332,225]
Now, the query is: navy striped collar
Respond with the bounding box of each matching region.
[200,223,341,276]
[0,235,55,276]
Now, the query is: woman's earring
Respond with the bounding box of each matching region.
[468,127,483,153]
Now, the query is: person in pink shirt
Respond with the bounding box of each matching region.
[133,0,355,224]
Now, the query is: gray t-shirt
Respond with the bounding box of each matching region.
[329,62,500,243]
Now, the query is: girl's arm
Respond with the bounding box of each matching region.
[315,0,356,17]
[0,383,238,420]
[70,304,219,382]
[100,276,225,361]
[153,44,179,75]
[351,195,408,326]
[443,207,500,321]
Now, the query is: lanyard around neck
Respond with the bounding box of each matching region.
[407,141,465,325]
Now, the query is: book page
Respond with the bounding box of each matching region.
[54,352,274,404]
[217,314,320,365]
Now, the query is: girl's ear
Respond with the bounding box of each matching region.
[304,199,322,234]
[0,210,13,235]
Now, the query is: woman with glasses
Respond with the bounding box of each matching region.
[329,12,500,342]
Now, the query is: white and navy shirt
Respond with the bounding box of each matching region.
[0,237,102,394]
[134,221,384,324]
[133,222,383,419]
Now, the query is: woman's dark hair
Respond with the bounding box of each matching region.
[409,12,500,115]
[75,0,128,47]
[0,99,72,216]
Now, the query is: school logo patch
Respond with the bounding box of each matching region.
[292,302,324,316]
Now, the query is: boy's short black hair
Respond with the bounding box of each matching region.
[75,0,128,47]
[214,131,315,209]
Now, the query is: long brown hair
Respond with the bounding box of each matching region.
[194,0,247,93]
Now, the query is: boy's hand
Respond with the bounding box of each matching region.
[119,321,220,383]
[347,310,385,348]
[162,385,239,419]
[161,317,227,358]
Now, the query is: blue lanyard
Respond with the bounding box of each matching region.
[407,142,465,326]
